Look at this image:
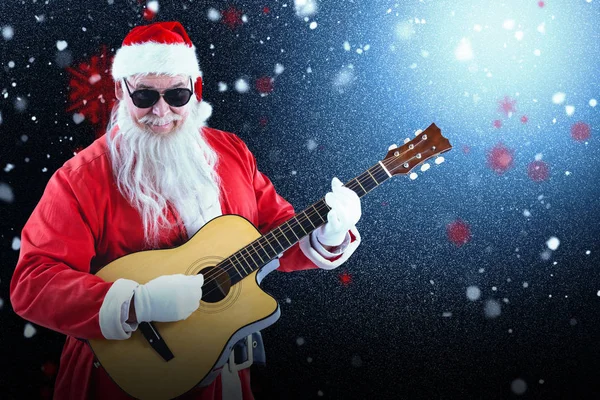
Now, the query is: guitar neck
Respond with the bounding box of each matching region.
[220,161,392,283]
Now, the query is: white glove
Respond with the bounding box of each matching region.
[133,274,204,323]
[315,177,362,246]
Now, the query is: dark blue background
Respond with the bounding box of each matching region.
[1,0,599,399]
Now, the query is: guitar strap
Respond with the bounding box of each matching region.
[197,330,266,389]
[220,331,266,400]
[232,331,266,366]
[220,364,243,400]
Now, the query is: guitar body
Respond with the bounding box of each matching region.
[88,215,281,400]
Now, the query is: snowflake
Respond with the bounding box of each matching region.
[222,6,244,29]
[528,160,550,182]
[256,76,274,94]
[571,121,591,142]
[41,361,58,378]
[487,142,515,174]
[497,96,517,117]
[143,7,157,21]
[446,219,471,247]
[339,271,352,286]
[66,45,116,138]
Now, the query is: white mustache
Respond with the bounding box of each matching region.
[138,114,183,126]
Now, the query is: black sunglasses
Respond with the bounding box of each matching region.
[123,77,194,108]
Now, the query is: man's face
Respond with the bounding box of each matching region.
[116,74,192,135]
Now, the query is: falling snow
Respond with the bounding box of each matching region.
[24,323,37,338]
[511,379,527,395]
[2,25,14,40]
[466,286,482,301]
[552,92,566,104]
[0,182,15,203]
[56,40,68,51]
[0,1,599,399]
[484,299,502,319]
[546,237,560,251]
[351,355,363,368]
[234,78,250,93]
[207,8,221,22]
[294,0,318,17]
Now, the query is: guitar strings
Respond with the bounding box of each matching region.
[199,140,433,298]
[199,143,428,297]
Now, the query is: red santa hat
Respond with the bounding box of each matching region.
[112,21,203,102]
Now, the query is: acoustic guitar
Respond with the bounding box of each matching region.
[88,123,452,399]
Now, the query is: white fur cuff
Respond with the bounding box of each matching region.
[99,278,140,340]
[299,226,361,270]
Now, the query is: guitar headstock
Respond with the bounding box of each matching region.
[382,123,452,176]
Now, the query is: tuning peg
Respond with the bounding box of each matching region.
[420,163,431,172]
[403,138,410,144]
[435,156,445,165]
[388,143,398,150]
[409,172,418,180]
[414,129,423,136]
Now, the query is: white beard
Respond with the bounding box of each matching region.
[106,100,221,249]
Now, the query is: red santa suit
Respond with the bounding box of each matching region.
[10,126,360,400]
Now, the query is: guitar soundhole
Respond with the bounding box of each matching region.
[199,266,231,303]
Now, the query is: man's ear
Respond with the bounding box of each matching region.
[115,80,123,101]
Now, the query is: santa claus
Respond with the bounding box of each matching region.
[10,21,361,399]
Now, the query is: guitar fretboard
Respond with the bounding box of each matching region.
[219,161,392,283]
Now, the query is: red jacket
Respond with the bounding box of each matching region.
[11,127,360,400]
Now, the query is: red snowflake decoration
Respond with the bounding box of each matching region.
[498,96,517,117]
[446,219,471,247]
[259,116,268,127]
[571,121,591,142]
[520,115,528,123]
[66,45,116,139]
[143,7,157,21]
[256,76,274,94]
[493,119,502,129]
[263,6,271,14]
[487,142,515,174]
[527,160,550,182]
[339,271,352,286]
[222,6,244,29]
[40,386,53,400]
[41,361,58,378]
[538,1,545,7]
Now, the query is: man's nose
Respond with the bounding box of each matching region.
[151,96,170,117]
